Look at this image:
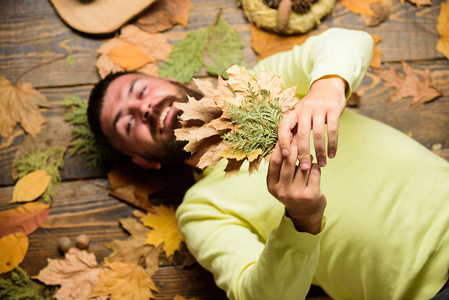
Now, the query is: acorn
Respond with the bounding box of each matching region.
[58,237,71,253]
[76,234,89,249]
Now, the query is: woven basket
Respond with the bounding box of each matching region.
[241,0,336,34]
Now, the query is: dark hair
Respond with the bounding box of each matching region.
[87,71,136,144]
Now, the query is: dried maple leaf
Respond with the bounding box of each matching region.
[91,261,158,300]
[250,24,312,61]
[436,1,449,60]
[96,25,172,78]
[105,217,162,277]
[0,202,50,238]
[107,44,155,70]
[35,248,104,300]
[10,170,51,203]
[108,159,167,212]
[339,0,380,17]
[141,205,184,258]
[174,65,297,176]
[375,61,442,108]
[399,0,432,7]
[0,232,28,274]
[0,76,51,138]
[137,0,194,33]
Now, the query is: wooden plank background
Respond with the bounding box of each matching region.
[0,0,448,299]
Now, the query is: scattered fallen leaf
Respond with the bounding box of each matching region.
[108,159,167,212]
[137,0,194,33]
[374,61,442,108]
[0,232,28,274]
[91,261,158,300]
[10,170,51,203]
[0,202,50,238]
[436,1,449,60]
[360,0,392,26]
[174,295,202,300]
[108,44,155,70]
[174,65,297,176]
[339,0,379,17]
[105,217,162,277]
[0,76,51,138]
[96,25,172,78]
[35,248,103,300]
[250,24,312,60]
[370,34,383,68]
[399,0,432,7]
[141,205,185,258]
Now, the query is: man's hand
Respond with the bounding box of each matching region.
[267,139,326,235]
[278,76,347,170]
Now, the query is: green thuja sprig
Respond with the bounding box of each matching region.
[159,11,245,83]
[0,267,55,300]
[13,146,65,203]
[223,83,283,156]
[63,95,113,169]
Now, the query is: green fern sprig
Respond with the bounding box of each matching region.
[63,95,113,169]
[223,83,283,156]
[13,146,65,203]
[0,267,54,300]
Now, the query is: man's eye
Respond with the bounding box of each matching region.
[127,117,134,133]
[139,86,147,99]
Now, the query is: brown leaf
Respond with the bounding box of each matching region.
[399,0,432,8]
[35,248,103,300]
[174,96,223,123]
[108,44,155,70]
[370,34,383,69]
[346,92,361,107]
[174,295,202,300]
[91,261,158,300]
[436,1,449,60]
[0,232,28,274]
[108,159,167,212]
[10,170,51,203]
[360,0,392,26]
[141,205,184,258]
[375,61,442,108]
[0,202,50,238]
[137,0,194,33]
[104,217,162,277]
[96,25,172,79]
[0,76,51,138]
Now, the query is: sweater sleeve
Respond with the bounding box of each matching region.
[251,28,374,98]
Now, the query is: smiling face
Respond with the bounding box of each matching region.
[100,73,191,167]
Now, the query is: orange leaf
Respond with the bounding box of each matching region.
[250,24,311,60]
[141,205,184,257]
[370,34,383,68]
[137,0,194,33]
[91,261,158,300]
[375,61,442,108]
[0,76,51,138]
[436,1,449,60]
[0,232,28,274]
[360,0,392,27]
[0,202,50,238]
[10,170,51,203]
[339,0,380,17]
[35,248,102,300]
[108,43,154,70]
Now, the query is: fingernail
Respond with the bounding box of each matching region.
[329,153,335,159]
[301,163,309,170]
[319,161,326,167]
[282,148,289,157]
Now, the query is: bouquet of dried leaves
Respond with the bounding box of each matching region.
[174,65,298,177]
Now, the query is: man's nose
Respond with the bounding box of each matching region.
[130,101,151,121]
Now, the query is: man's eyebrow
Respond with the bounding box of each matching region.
[112,78,138,133]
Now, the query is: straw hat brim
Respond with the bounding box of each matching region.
[49,0,157,35]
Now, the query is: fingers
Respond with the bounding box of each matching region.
[326,111,340,159]
[278,113,297,157]
[312,116,326,167]
[297,116,312,171]
[307,163,321,192]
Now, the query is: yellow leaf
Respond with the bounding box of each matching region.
[437,1,449,60]
[10,170,51,203]
[0,232,28,274]
[0,76,51,138]
[339,0,380,17]
[108,43,154,70]
[370,34,383,68]
[220,147,247,161]
[141,205,184,257]
[92,261,158,300]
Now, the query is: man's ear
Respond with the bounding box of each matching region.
[132,155,161,170]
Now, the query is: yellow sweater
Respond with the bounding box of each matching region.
[176,28,449,300]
